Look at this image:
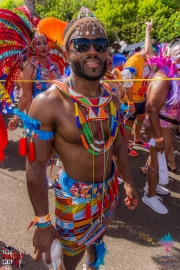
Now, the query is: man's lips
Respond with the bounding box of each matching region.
[85,60,100,68]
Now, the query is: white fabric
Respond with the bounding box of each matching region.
[149,138,169,185]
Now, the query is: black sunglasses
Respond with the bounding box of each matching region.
[68,38,109,53]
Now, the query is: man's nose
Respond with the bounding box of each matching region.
[87,43,98,55]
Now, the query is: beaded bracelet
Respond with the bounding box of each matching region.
[156,137,163,142]
[35,213,50,224]
[35,221,51,229]
[128,102,134,105]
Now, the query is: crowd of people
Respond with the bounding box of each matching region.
[0,5,179,270]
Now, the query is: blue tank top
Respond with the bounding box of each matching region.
[32,60,61,98]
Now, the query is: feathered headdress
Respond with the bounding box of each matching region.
[0,7,66,97]
[38,17,68,46]
[148,45,180,109]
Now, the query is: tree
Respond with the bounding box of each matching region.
[25,0,37,17]
[0,0,23,9]
[35,0,97,21]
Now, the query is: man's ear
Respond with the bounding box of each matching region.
[63,50,70,64]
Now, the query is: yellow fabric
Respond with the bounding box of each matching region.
[124,53,145,103]
[0,83,12,103]
[113,68,122,80]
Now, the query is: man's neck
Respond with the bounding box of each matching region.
[70,74,101,98]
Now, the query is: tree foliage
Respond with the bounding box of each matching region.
[1,0,180,44]
[0,0,23,9]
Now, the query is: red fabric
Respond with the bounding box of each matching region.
[29,140,35,162]
[0,114,8,161]
[119,123,125,136]
[110,188,114,202]
[104,194,109,208]
[113,181,118,195]
[86,202,91,219]
[19,137,27,156]
[98,199,103,214]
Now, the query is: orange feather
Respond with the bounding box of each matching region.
[37,18,68,46]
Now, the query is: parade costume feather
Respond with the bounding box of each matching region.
[38,18,68,46]
[0,7,66,95]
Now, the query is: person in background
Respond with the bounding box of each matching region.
[142,37,180,214]
[112,41,121,55]
[123,19,157,157]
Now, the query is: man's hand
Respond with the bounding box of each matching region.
[155,141,165,153]
[124,183,139,209]
[8,118,19,131]
[33,224,60,264]
[128,104,136,115]
[145,18,153,32]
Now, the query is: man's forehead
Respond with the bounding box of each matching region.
[69,26,106,42]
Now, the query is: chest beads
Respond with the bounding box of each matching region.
[54,79,120,224]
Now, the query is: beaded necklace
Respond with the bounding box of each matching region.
[53,79,119,224]
[69,80,112,122]
[53,79,119,155]
[74,99,119,155]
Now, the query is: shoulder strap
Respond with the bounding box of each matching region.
[102,81,113,95]
[53,79,70,97]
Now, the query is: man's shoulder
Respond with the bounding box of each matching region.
[32,84,65,107]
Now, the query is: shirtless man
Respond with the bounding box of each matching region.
[18,8,138,270]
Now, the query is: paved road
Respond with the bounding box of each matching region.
[0,114,180,270]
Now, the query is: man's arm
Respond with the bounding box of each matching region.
[26,89,60,263]
[113,96,139,208]
[147,73,169,152]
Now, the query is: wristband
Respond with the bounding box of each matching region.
[35,213,50,224]
[128,102,134,105]
[36,221,51,229]
[13,115,19,120]
[156,137,163,142]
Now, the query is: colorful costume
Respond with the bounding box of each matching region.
[31,60,61,98]
[0,7,67,96]
[145,49,180,130]
[54,162,118,257]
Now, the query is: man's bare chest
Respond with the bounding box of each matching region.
[55,98,111,145]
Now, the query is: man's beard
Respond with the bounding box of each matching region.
[70,58,107,81]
